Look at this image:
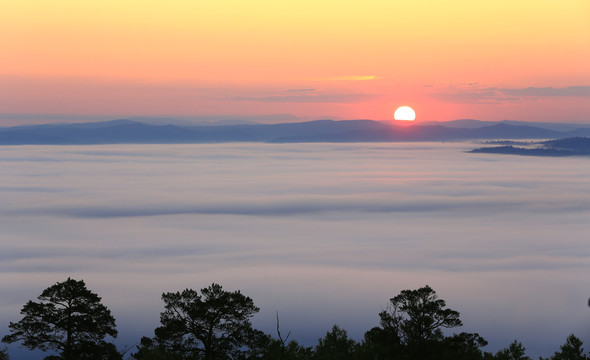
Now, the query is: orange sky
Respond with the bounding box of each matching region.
[1,0,589,124]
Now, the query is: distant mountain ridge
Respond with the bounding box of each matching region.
[1,118,590,145]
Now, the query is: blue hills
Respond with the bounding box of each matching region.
[1,118,590,145]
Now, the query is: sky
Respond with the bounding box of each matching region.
[1,0,590,125]
[1,143,590,359]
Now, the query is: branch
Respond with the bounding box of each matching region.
[276,311,291,345]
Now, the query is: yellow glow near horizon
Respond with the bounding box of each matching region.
[0,0,589,121]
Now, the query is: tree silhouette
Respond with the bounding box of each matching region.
[0,347,9,360]
[361,325,405,360]
[136,283,261,360]
[379,285,462,360]
[1,278,119,360]
[313,325,359,360]
[542,335,588,360]
[276,312,291,360]
[495,340,531,360]
[438,332,488,360]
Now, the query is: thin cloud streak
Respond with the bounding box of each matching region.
[5,193,590,218]
[433,85,590,104]
[285,88,317,92]
[227,93,381,103]
[502,86,590,97]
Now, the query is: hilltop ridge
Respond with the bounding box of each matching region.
[1,118,590,145]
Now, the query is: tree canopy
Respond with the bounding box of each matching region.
[313,325,358,360]
[134,283,262,360]
[494,340,531,360]
[2,281,587,360]
[1,277,119,360]
[541,335,589,360]
[378,285,463,359]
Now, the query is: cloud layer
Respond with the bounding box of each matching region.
[1,143,589,359]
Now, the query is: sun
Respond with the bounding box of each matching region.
[394,106,416,121]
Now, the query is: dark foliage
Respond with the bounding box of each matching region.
[258,337,313,360]
[494,340,531,360]
[3,280,587,360]
[379,285,463,360]
[134,283,262,360]
[312,325,360,360]
[541,334,589,360]
[361,326,408,360]
[0,347,9,360]
[437,332,489,360]
[1,278,119,360]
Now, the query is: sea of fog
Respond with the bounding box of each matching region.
[1,142,589,359]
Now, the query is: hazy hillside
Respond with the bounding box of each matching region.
[1,118,590,145]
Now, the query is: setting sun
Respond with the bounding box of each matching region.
[394,106,416,121]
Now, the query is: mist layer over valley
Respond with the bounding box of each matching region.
[1,143,589,359]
